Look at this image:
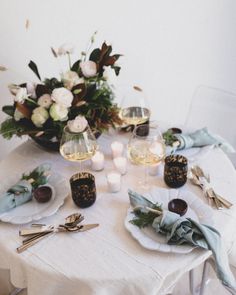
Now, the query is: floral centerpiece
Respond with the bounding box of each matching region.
[0,35,122,150]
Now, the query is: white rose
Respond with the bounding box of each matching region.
[14,109,24,121]
[15,87,28,104]
[51,87,73,107]
[57,43,74,56]
[26,82,37,98]
[62,71,84,90]
[31,107,49,127]
[80,61,97,78]
[49,103,68,121]
[67,115,88,133]
[38,94,53,108]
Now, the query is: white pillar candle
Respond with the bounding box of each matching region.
[107,172,121,193]
[111,141,124,158]
[113,156,127,175]
[91,151,105,171]
[148,162,162,176]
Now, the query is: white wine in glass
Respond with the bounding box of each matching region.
[60,126,97,168]
[127,123,165,189]
[119,86,150,126]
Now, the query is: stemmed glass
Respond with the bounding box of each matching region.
[127,122,165,190]
[119,86,151,127]
[60,125,98,170]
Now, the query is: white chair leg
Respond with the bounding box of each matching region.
[199,260,209,295]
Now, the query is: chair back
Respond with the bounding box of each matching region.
[185,85,236,148]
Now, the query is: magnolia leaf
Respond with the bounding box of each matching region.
[28,60,41,81]
[72,83,86,106]
[111,65,121,76]
[51,47,58,58]
[35,84,50,97]
[16,102,32,119]
[71,60,81,72]
[89,48,101,62]
[2,105,15,117]
[0,66,7,71]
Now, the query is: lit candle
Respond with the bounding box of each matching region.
[148,162,163,176]
[91,151,105,171]
[113,156,127,175]
[107,172,121,193]
[111,141,124,158]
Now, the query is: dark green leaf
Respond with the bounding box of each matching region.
[111,65,121,76]
[89,48,101,62]
[35,84,51,98]
[71,60,81,72]
[2,105,15,117]
[28,60,41,81]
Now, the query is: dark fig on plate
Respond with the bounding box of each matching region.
[33,186,52,203]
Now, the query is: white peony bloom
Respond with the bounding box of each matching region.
[49,103,68,121]
[15,87,28,104]
[38,94,53,108]
[31,107,49,127]
[51,87,73,108]
[57,43,74,56]
[26,82,37,98]
[67,115,88,133]
[80,61,97,78]
[14,109,24,121]
[62,71,84,90]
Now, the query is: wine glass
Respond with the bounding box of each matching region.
[119,86,151,127]
[127,122,165,190]
[60,125,98,170]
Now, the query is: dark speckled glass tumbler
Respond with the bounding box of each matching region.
[164,155,188,188]
[70,172,96,208]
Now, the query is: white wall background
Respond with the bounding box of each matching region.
[1,0,236,160]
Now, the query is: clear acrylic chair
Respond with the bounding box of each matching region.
[186,85,236,294]
[185,85,236,167]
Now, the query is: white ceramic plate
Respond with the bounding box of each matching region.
[0,172,68,224]
[125,187,214,254]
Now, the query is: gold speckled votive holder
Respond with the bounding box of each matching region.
[164,155,188,188]
[70,172,96,208]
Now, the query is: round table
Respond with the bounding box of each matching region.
[0,132,236,295]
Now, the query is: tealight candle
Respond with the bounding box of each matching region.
[91,151,105,171]
[113,156,127,175]
[107,172,121,193]
[148,162,162,176]
[111,141,124,158]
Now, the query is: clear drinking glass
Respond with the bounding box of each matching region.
[119,86,151,126]
[127,122,166,190]
[60,125,98,170]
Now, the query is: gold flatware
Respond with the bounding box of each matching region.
[17,223,99,253]
[190,166,233,209]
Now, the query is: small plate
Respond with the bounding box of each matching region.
[0,172,68,224]
[125,187,213,254]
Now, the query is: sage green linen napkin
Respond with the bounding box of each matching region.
[128,189,236,291]
[0,163,51,214]
[174,127,235,153]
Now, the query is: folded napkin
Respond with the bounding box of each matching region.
[0,163,51,214]
[165,127,235,153]
[128,189,236,291]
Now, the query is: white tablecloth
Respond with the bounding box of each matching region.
[0,132,236,295]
